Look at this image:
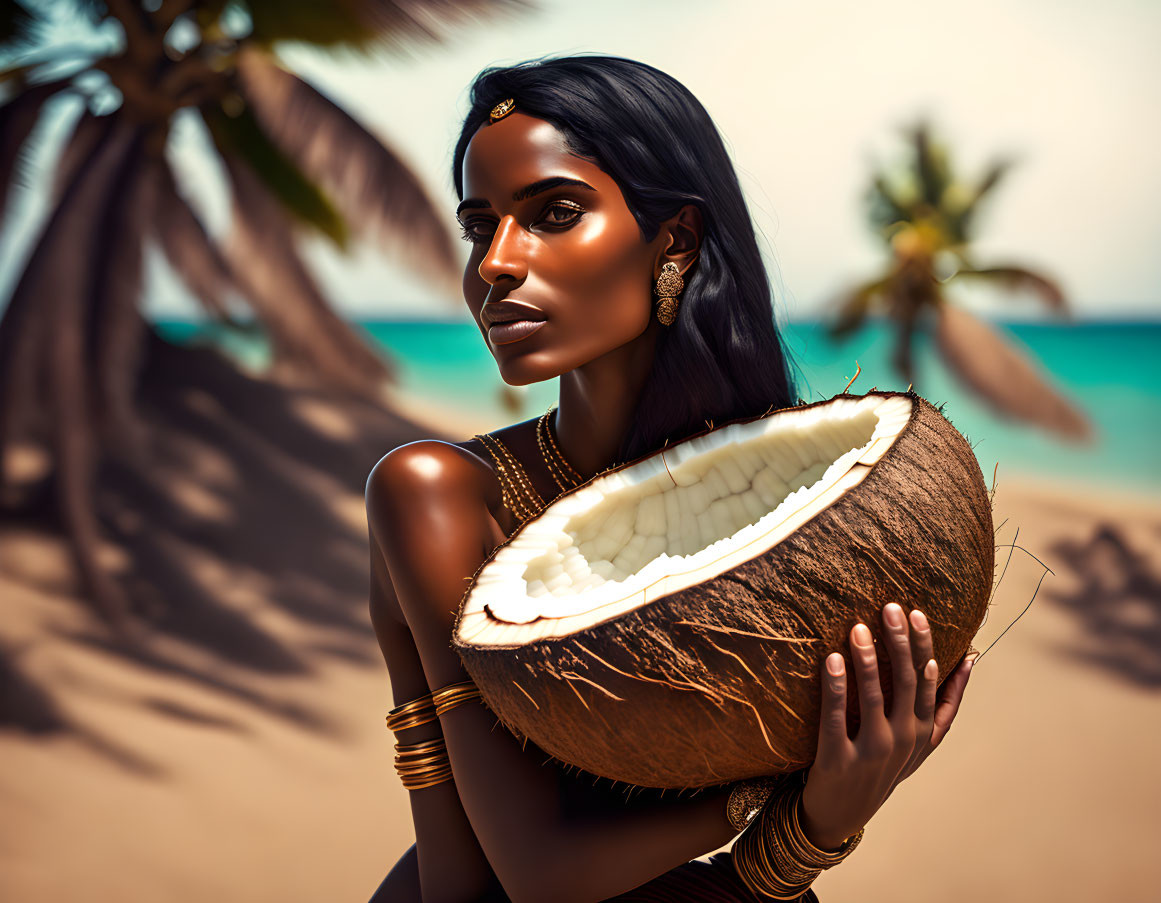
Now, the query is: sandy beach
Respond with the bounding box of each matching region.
[2,361,1158,902]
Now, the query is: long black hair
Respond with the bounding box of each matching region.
[452,53,799,465]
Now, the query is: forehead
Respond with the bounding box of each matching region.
[461,112,608,199]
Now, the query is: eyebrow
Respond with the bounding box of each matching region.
[456,176,596,217]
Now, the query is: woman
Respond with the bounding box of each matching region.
[364,54,974,902]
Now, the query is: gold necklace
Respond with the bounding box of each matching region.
[475,432,544,522]
[536,406,584,493]
[483,432,543,518]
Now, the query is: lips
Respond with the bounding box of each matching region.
[482,299,547,327]
[488,318,547,345]
[482,299,548,346]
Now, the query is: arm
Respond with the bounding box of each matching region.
[366,443,739,903]
[366,517,506,902]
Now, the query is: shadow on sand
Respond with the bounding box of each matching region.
[0,330,448,767]
[1046,522,1161,689]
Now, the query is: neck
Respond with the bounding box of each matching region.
[553,321,660,481]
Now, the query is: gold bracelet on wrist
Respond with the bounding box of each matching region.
[385,677,485,733]
[732,778,816,899]
[784,783,864,868]
[732,773,864,899]
[385,691,438,733]
[394,737,453,790]
[387,681,485,791]
[431,679,484,716]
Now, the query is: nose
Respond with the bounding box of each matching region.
[477,214,527,286]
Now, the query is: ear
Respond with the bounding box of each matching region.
[655,203,703,279]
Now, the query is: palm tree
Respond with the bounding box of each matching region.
[0,0,526,622]
[829,117,1092,442]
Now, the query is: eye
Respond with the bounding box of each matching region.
[458,217,494,245]
[539,200,585,228]
[456,200,586,246]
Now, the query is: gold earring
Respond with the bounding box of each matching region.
[654,261,684,326]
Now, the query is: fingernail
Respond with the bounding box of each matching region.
[966,658,975,674]
[827,653,845,676]
[853,623,872,646]
[884,603,904,627]
[910,609,929,630]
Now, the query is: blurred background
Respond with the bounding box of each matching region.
[1,1,1158,901]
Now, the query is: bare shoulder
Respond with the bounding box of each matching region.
[365,439,483,496]
[364,438,498,545]
[364,440,503,678]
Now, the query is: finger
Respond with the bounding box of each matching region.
[816,652,854,765]
[881,602,917,724]
[930,656,974,748]
[915,656,938,723]
[908,608,935,677]
[910,609,937,723]
[849,622,887,726]
[896,656,940,784]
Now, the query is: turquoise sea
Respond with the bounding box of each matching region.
[156,318,1161,493]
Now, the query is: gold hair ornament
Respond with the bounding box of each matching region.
[490,98,516,122]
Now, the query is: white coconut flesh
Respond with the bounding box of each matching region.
[459,394,913,647]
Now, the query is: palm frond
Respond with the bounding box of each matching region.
[218,151,396,393]
[88,140,155,448]
[969,157,1014,209]
[947,156,1016,241]
[50,107,113,204]
[0,115,143,620]
[910,119,951,210]
[0,75,74,217]
[49,120,146,622]
[240,0,533,56]
[952,265,1067,314]
[0,0,41,51]
[202,99,349,248]
[152,158,243,324]
[235,47,458,294]
[0,111,116,465]
[867,173,913,234]
[239,0,380,50]
[1,62,34,84]
[826,274,891,339]
[935,304,1092,441]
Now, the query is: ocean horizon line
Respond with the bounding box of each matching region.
[152,313,1161,328]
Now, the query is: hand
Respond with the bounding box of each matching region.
[798,603,975,851]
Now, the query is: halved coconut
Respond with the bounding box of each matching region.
[454,391,993,789]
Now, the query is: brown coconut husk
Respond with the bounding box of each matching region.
[453,392,994,789]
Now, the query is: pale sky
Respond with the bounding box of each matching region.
[4,0,1160,322]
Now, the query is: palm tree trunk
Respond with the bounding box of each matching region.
[934,304,1093,441]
